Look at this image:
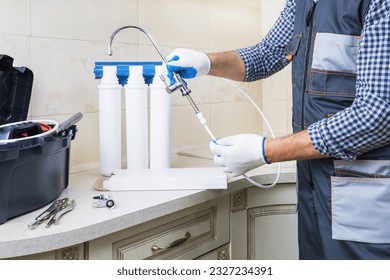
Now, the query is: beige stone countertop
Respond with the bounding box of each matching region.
[0,152,296,259]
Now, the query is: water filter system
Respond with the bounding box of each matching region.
[94,61,227,190]
[94,61,170,173]
[95,25,280,190]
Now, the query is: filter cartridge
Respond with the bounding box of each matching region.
[150,65,172,169]
[98,66,122,177]
[125,66,149,170]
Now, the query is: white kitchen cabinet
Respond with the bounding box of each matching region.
[87,195,230,260]
[230,184,298,260]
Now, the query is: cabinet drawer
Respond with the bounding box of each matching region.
[196,243,230,260]
[88,195,229,260]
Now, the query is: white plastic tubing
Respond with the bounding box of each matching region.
[98,64,172,177]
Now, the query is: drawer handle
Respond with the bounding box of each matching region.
[151,232,191,252]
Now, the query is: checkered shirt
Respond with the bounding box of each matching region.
[236,0,390,159]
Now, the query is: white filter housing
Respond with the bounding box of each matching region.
[150,65,172,169]
[125,66,149,170]
[98,66,122,177]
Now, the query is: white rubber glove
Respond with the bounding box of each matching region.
[166,48,211,83]
[209,134,269,177]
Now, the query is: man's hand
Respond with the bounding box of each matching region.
[210,134,269,177]
[166,48,211,84]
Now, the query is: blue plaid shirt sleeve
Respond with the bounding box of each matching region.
[308,1,390,159]
[235,0,295,81]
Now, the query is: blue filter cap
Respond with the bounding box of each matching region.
[94,61,163,86]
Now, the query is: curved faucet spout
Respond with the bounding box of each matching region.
[107,25,169,65]
[107,25,196,109]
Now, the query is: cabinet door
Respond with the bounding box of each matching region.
[231,184,298,260]
[247,184,298,260]
[248,204,298,259]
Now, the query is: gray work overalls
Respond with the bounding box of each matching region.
[287,0,390,259]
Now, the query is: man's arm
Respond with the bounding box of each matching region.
[166,0,296,83]
[207,51,246,81]
[209,129,325,177]
[265,130,326,163]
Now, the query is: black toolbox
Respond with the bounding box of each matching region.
[0,117,80,224]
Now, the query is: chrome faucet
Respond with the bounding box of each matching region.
[108,25,216,141]
[108,26,197,98]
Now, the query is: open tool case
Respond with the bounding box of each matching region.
[0,55,81,224]
[0,118,79,224]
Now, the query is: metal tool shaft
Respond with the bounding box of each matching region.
[185,94,200,114]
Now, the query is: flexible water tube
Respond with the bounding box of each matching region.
[195,79,281,189]
[223,79,281,188]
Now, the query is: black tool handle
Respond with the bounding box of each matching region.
[57,112,83,135]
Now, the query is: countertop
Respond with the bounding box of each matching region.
[0,150,296,259]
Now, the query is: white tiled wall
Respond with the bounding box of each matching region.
[0,0,291,171]
[261,0,293,137]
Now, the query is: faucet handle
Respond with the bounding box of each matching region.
[159,74,173,93]
[159,74,191,95]
[174,73,192,96]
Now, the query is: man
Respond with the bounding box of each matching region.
[166,0,390,259]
